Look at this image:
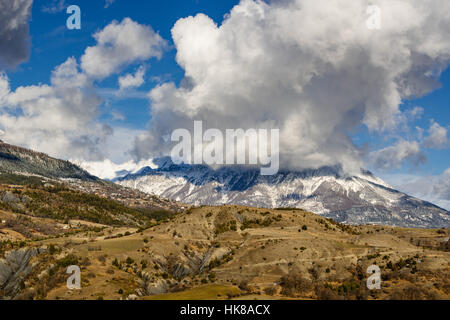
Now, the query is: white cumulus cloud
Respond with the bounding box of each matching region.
[81,18,166,79]
[131,0,450,174]
[424,121,449,149]
[0,18,165,162]
[118,65,146,90]
[0,57,110,161]
[369,140,426,170]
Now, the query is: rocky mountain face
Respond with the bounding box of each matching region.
[114,157,450,228]
[0,140,97,181]
[0,247,47,298]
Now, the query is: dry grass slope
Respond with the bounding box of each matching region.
[1,204,447,300]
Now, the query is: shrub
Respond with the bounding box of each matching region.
[389,285,436,300]
[264,286,277,296]
[279,272,313,297]
[56,254,78,268]
[106,268,114,274]
[315,286,340,300]
[238,280,250,292]
[48,244,57,255]
[337,282,359,296]
[80,257,91,266]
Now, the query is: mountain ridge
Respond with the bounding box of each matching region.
[0,140,98,181]
[112,157,450,229]
[0,141,185,214]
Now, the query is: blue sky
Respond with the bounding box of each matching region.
[12,0,240,129]
[353,67,450,175]
[1,0,449,208]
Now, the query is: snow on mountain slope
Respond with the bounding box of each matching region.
[0,140,98,181]
[106,157,449,228]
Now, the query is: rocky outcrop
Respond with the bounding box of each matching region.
[0,191,31,212]
[0,247,46,299]
[138,271,169,296]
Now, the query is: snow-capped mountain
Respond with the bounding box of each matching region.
[111,157,450,228]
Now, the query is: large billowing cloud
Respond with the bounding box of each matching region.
[0,18,166,161]
[0,0,33,69]
[0,58,110,160]
[131,0,450,174]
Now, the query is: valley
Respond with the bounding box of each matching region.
[1,200,448,300]
[0,141,448,300]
